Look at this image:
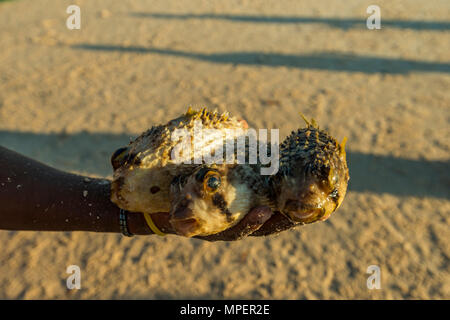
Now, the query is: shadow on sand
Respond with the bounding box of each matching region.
[131,12,450,31]
[72,44,450,74]
[1,130,448,199]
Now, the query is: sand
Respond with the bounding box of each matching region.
[0,0,449,299]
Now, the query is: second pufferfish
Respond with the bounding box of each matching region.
[110,108,349,237]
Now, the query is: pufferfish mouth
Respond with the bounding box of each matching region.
[283,199,326,223]
[170,206,200,237]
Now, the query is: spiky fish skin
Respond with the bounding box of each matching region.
[278,127,345,179]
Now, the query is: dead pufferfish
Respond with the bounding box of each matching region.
[271,116,350,225]
[110,107,275,237]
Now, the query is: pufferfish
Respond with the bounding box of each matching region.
[168,157,275,237]
[271,116,350,225]
[110,107,275,237]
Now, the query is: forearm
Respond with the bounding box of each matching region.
[0,146,171,235]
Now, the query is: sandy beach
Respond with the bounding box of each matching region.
[0,0,449,299]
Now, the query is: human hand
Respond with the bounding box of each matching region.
[194,206,273,241]
[195,207,300,241]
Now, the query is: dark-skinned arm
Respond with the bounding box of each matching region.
[0,145,169,235]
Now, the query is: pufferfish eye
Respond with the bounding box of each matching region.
[204,172,221,193]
